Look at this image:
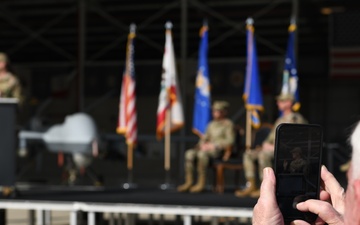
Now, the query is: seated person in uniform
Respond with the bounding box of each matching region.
[177,101,235,193]
[235,93,307,198]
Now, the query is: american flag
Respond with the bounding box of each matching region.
[330,46,360,78]
[156,21,184,139]
[330,11,360,78]
[117,24,137,145]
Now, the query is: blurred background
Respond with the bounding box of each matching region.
[1,0,359,188]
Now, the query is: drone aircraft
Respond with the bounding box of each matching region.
[18,112,101,185]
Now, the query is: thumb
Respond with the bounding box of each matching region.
[297,200,343,225]
[259,167,277,203]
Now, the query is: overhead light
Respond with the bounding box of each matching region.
[321,6,346,15]
[321,7,332,15]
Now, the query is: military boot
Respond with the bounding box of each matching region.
[235,178,257,197]
[249,189,260,198]
[177,171,193,192]
[189,170,206,193]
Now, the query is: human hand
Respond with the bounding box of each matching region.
[318,166,345,214]
[293,166,345,225]
[292,200,344,225]
[200,142,216,151]
[222,150,231,161]
[262,142,274,151]
[253,167,284,225]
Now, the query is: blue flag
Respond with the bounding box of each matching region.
[243,18,263,129]
[281,23,300,111]
[192,24,212,137]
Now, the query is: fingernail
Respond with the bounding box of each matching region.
[296,202,303,208]
[263,168,269,178]
[322,165,328,172]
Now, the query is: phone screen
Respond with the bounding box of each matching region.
[274,123,323,223]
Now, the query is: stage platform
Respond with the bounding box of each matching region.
[0,185,257,225]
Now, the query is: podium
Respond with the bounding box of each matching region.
[0,98,18,186]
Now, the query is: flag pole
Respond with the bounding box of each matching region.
[159,21,178,190]
[127,143,133,184]
[164,109,171,171]
[123,143,137,189]
[164,21,173,174]
[127,144,133,170]
[245,109,252,152]
[121,23,137,190]
[245,18,254,153]
[160,107,173,190]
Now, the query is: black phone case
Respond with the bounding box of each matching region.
[274,123,323,224]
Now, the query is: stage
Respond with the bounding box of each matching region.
[0,185,257,225]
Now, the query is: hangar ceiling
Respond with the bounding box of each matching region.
[0,0,357,65]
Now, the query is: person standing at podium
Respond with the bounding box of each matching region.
[0,52,23,197]
[0,52,22,101]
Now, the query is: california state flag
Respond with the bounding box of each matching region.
[156,22,184,139]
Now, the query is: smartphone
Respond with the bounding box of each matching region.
[274,123,323,224]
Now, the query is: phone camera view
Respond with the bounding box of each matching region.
[275,124,323,223]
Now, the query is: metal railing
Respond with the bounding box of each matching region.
[0,200,253,225]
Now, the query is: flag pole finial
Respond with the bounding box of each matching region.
[130,23,136,34]
[246,17,254,25]
[290,17,296,25]
[165,21,173,30]
[289,17,297,32]
[203,18,208,27]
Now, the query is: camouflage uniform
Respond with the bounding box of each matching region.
[0,72,22,100]
[243,112,308,180]
[177,101,235,193]
[235,110,308,198]
[0,53,22,197]
[0,53,22,102]
[185,118,235,174]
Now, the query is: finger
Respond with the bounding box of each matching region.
[291,216,326,225]
[253,167,284,225]
[259,167,276,202]
[257,167,281,210]
[297,200,343,224]
[291,220,310,225]
[320,166,345,213]
[319,189,330,202]
[321,165,344,195]
[314,217,326,225]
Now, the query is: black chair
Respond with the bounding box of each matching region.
[212,126,244,193]
[213,125,271,193]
